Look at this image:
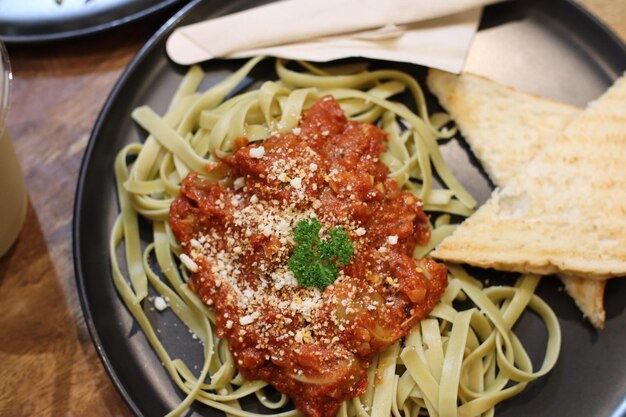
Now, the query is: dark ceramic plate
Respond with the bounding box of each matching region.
[74,0,626,416]
[0,0,186,43]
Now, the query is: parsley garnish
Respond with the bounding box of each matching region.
[288,218,354,290]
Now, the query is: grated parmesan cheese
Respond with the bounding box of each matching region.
[180,253,199,272]
[249,146,265,158]
[190,238,203,250]
[240,311,261,325]
[294,329,304,343]
[233,177,245,190]
[290,177,302,189]
[154,296,168,311]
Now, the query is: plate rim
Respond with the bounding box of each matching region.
[0,0,186,44]
[72,1,198,414]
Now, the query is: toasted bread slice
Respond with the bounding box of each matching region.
[427,69,607,327]
[427,69,624,327]
[431,73,626,278]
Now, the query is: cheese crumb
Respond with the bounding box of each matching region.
[295,330,304,343]
[250,195,259,204]
[233,177,245,190]
[295,328,312,343]
[290,177,302,189]
[180,253,199,272]
[154,296,168,311]
[249,146,265,158]
[240,311,261,325]
[309,163,318,171]
[190,238,203,250]
[355,227,366,236]
[387,235,398,245]
[292,127,301,135]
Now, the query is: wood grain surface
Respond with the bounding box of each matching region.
[0,1,624,416]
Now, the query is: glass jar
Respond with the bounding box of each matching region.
[0,41,27,257]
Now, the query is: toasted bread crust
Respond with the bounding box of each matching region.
[561,274,606,329]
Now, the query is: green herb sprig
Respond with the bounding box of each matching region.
[288,218,354,290]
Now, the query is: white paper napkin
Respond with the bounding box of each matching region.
[166,0,502,73]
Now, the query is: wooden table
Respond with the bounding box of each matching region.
[0,1,624,415]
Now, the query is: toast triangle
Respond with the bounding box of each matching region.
[427,69,622,328]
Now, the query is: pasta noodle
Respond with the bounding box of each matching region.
[110,57,561,417]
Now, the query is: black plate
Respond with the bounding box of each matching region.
[0,0,186,43]
[74,0,626,416]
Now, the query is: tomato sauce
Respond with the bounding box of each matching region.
[170,96,448,417]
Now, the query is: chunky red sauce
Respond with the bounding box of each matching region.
[170,97,448,417]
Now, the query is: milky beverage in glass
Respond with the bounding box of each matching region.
[0,42,27,257]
